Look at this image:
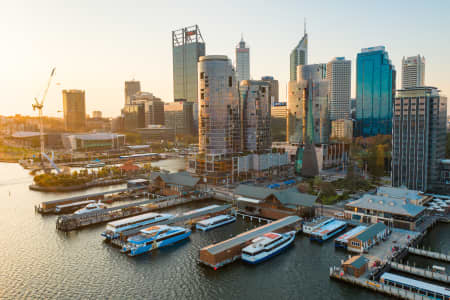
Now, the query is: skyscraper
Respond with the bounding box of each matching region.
[401,55,425,89]
[287,64,329,144]
[164,100,194,135]
[392,87,447,192]
[355,46,396,137]
[239,80,271,152]
[198,55,241,155]
[133,92,165,126]
[261,76,279,103]
[124,80,141,105]
[62,89,86,131]
[172,25,205,124]
[289,30,308,81]
[326,57,351,120]
[235,36,250,82]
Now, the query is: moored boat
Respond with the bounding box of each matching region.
[74,202,107,215]
[241,231,296,264]
[123,225,191,256]
[310,220,347,243]
[196,215,236,231]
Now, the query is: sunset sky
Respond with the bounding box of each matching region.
[1,0,449,117]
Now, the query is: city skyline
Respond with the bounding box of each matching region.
[2,0,450,117]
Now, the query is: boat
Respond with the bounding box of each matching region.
[303,217,334,236]
[123,225,191,256]
[55,200,96,214]
[196,215,236,231]
[241,231,296,264]
[101,212,173,240]
[310,220,347,242]
[74,202,107,215]
[86,161,106,168]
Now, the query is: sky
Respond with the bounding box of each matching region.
[1,0,449,118]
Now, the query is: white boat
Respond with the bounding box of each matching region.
[241,231,296,264]
[196,215,236,231]
[303,217,334,235]
[86,162,106,168]
[310,220,347,243]
[74,202,107,215]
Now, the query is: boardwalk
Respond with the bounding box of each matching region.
[389,261,449,284]
[408,247,450,262]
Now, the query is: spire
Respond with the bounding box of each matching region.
[241,32,244,42]
[304,18,306,36]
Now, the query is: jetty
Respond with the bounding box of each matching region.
[56,193,210,231]
[388,261,449,284]
[407,247,450,262]
[198,215,302,269]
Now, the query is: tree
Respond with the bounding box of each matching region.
[320,182,337,198]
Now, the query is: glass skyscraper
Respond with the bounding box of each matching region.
[355,46,396,137]
[235,37,250,83]
[172,25,205,124]
[289,32,308,82]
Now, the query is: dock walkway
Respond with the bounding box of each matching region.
[389,261,449,284]
[56,193,210,231]
[408,247,450,262]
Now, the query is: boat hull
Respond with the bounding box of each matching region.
[196,217,236,231]
[127,231,191,257]
[310,225,347,243]
[242,232,295,264]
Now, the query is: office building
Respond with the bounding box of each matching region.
[62,89,86,131]
[392,86,447,192]
[92,111,102,119]
[172,25,205,123]
[271,102,287,142]
[198,55,241,155]
[289,30,308,81]
[261,76,279,103]
[124,81,141,105]
[164,100,194,135]
[235,36,250,82]
[355,46,396,137]
[240,80,271,152]
[287,64,329,144]
[327,57,351,120]
[401,55,425,89]
[122,104,145,131]
[331,119,353,140]
[133,92,165,126]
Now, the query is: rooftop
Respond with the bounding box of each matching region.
[343,255,369,269]
[377,186,423,201]
[353,223,387,243]
[151,171,200,188]
[346,194,425,217]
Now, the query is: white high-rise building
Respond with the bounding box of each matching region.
[401,55,425,89]
[235,36,250,82]
[326,57,351,120]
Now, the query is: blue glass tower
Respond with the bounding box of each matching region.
[355,46,396,137]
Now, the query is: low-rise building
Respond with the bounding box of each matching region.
[345,194,426,231]
[10,131,63,149]
[342,255,369,277]
[136,125,175,143]
[150,171,201,196]
[234,184,317,219]
[376,186,431,206]
[63,133,125,151]
[347,222,389,253]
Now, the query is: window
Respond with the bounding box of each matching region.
[200,72,205,79]
[228,76,232,87]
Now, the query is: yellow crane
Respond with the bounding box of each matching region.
[32,67,56,170]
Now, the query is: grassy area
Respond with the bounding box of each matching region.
[0,142,38,162]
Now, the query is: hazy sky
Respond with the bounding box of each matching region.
[1,0,449,117]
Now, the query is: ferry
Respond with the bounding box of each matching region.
[380,272,450,299]
[303,217,334,236]
[101,212,173,240]
[196,215,236,231]
[335,225,367,249]
[123,225,191,256]
[241,231,296,264]
[74,202,107,215]
[310,220,347,243]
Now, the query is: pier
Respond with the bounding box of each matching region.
[35,186,147,214]
[388,261,449,284]
[198,215,302,269]
[233,211,272,224]
[408,247,450,262]
[56,193,210,231]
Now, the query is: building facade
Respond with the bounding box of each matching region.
[239,80,271,153]
[235,37,250,83]
[331,119,353,140]
[172,25,205,123]
[164,100,194,135]
[355,46,396,137]
[261,76,279,103]
[401,55,425,89]
[124,80,141,105]
[198,55,241,155]
[271,102,287,142]
[287,64,329,144]
[122,104,145,131]
[326,57,351,120]
[62,89,86,131]
[392,87,447,192]
[289,32,308,81]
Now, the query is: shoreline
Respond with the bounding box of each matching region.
[29,178,126,192]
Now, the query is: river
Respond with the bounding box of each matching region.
[0,162,447,299]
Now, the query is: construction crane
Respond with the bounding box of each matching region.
[33,67,57,171]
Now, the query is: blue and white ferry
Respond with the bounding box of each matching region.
[196,215,236,231]
[241,231,296,264]
[310,220,347,243]
[123,225,191,256]
[101,212,173,240]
